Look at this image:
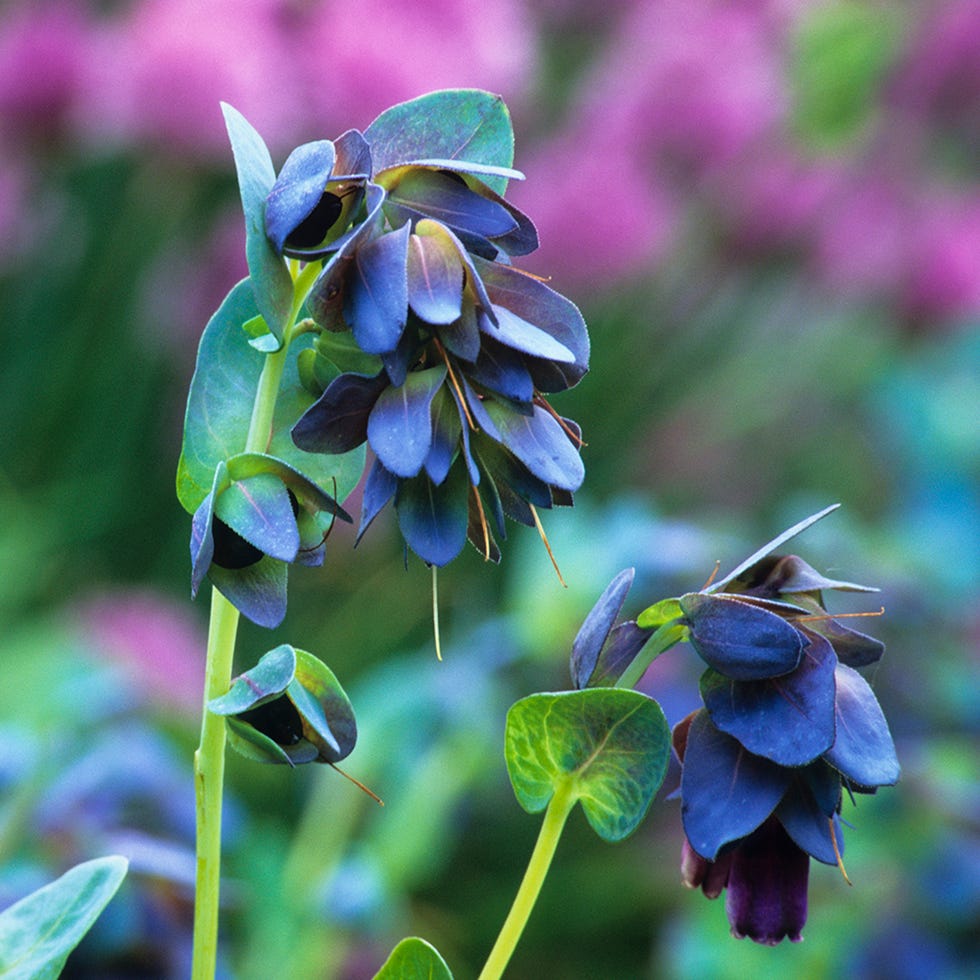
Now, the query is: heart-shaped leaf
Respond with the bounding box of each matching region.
[505,689,670,842]
[0,856,128,980]
[221,103,292,347]
[365,89,515,195]
[373,937,453,980]
[177,279,366,514]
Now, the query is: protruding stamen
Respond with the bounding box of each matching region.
[530,505,567,588]
[330,763,384,806]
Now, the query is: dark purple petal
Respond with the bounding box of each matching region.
[699,631,838,766]
[681,837,732,899]
[367,365,447,478]
[777,776,845,866]
[725,818,808,945]
[407,225,464,325]
[292,372,386,454]
[265,140,336,254]
[681,710,791,861]
[570,569,636,690]
[680,593,806,680]
[395,461,470,566]
[482,402,584,492]
[357,457,398,544]
[824,663,901,787]
[344,222,409,354]
[590,621,656,688]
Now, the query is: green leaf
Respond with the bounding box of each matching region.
[505,689,670,843]
[636,596,684,630]
[373,937,453,980]
[365,90,515,196]
[221,102,293,347]
[0,856,128,980]
[176,279,365,515]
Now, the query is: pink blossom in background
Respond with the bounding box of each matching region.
[902,194,980,324]
[73,0,303,159]
[79,591,206,715]
[0,1,93,143]
[0,157,30,266]
[291,0,536,135]
[810,171,912,301]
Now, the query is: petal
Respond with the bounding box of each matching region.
[344,221,410,354]
[570,569,636,690]
[681,710,791,861]
[699,631,838,766]
[680,593,806,680]
[824,663,901,787]
[726,818,809,945]
[291,372,386,455]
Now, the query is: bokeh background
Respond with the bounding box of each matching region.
[1,1,977,977]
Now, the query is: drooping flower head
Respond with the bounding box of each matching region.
[569,507,900,944]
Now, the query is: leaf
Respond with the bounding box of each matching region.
[757,554,879,594]
[365,89,515,196]
[707,504,842,593]
[396,461,470,567]
[0,856,128,980]
[358,457,398,543]
[505,689,670,842]
[699,631,838,767]
[345,222,410,354]
[468,338,535,403]
[680,709,791,860]
[368,366,447,478]
[425,386,464,486]
[570,569,635,690]
[481,306,575,363]
[482,402,584,492]
[824,663,900,787]
[680,593,806,681]
[176,279,365,514]
[373,937,453,980]
[292,372,386,456]
[221,103,292,347]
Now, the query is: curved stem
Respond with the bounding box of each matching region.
[190,259,320,978]
[478,780,577,980]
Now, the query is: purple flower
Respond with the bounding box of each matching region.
[682,817,809,945]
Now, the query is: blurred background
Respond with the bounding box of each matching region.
[0,0,977,977]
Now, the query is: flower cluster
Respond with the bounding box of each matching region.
[272,95,589,567]
[570,514,900,945]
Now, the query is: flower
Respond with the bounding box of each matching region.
[190,455,351,629]
[281,95,589,567]
[208,645,356,767]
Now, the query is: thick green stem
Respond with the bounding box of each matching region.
[478,780,577,980]
[190,259,320,977]
[191,587,241,980]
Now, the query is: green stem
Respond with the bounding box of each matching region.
[190,259,320,978]
[191,586,241,980]
[478,780,577,980]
